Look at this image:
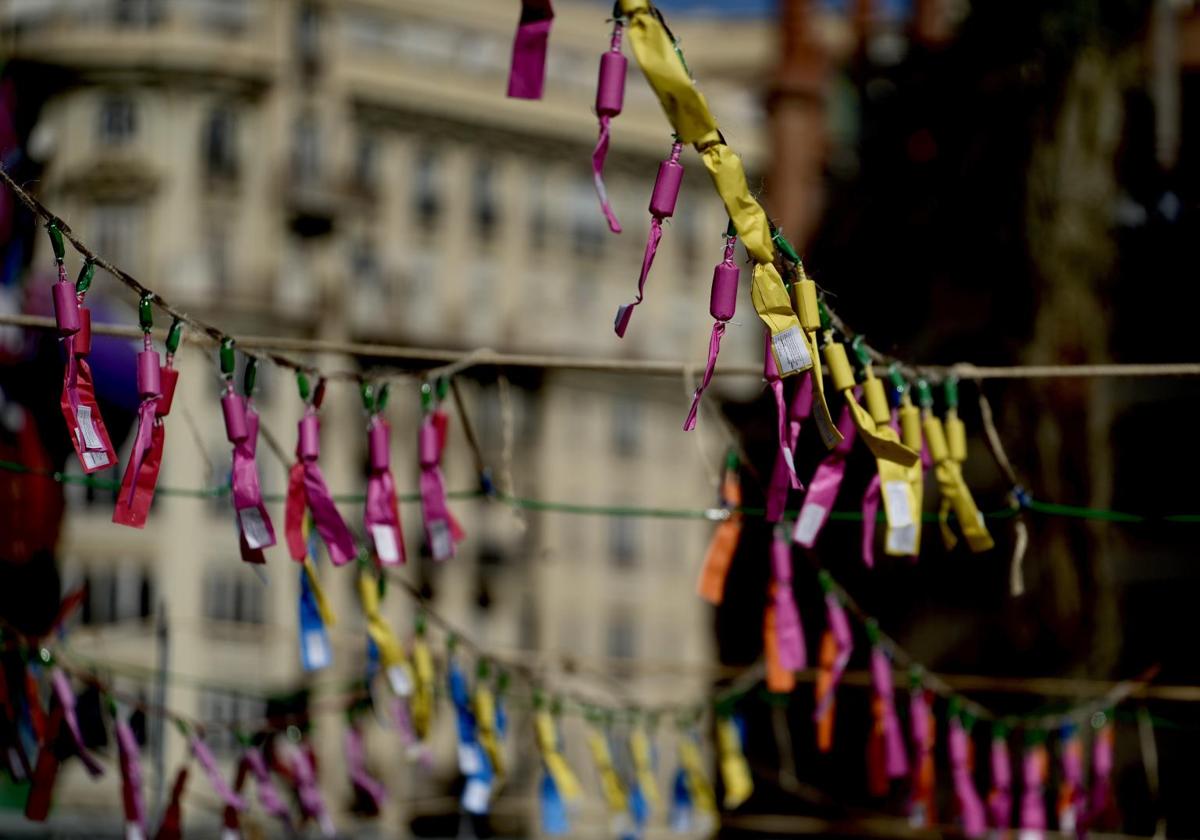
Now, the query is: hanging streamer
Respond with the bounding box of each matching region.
[890,368,925,559]
[115,711,146,840]
[592,19,626,233]
[345,718,387,815]
[630,722,660,810]
[778,239,838,443]
[357,571,409,696]
[152,765,188,840]
[285,739,335,838]
[814,572,852,753]
[284,375,357,567]
[363,384,406,567]
[948,711,986,838]
[677,732,717,824]
[535,703,582,828]
[243,746,292,827]
[918,378,994,553]
[507,0,554,99]
[769,526,806,673]
[763,332,803,500]
[907,685,936,827]
[191,732,246,812]
[614,140,683,337]
[684,229,740,431]
[1056,724,1086,833]
[823,339,919,468]
[1088,715,1116,829]
[987,725,1012,831]
[586,720,628,821]
[223,354,276,564]
[448,655,493,815]
[410,621,436,741]
[474,665,505,780]
[867,625,908,784]
[53,250,117,474]
[697,452,741,605]
[1019,740,1048,837]
[298,546,334,672]
[715,715,753,809]
[793,400,857,548]
[418,380,464,562]
[113,297,166,528]
[50,668,103,778]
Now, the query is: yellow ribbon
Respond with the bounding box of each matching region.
[356,572,405,671]
[823,342,919,467]
[586,725,627,813]
[715,717,753,809]
[535,710,582,801]
[410,635,435,739]
[302,559,336,628]
[630,726,661,808]
[678,736,717,815]
[926,409,994,553]
[792,274,842,448]
[474,684,504,779]
[896,401,925,556]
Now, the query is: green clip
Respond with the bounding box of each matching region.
[992,721,1010,740]
[947,696,963,720]
[138,295,154,332]
[165,319,183,355]
[817,296,832,333]
[817,569,835,594]
[771,228,802,266]
[312,377,326,409]
[360,383,375,413]
[435,377,449,402]
[219,339,236,378]
[496,670,510,695]
[864,617,881,646]
[46,222,65,262]
[532,689,545,710]
[296,371,311,402]
[420,382,433,412]
[909,665,923,691]
[915,378,934,409]
[446,632,458,653]
[75,260,94,295]
[414,611,427,636]
[549,696,563,717]
[888,364,907,397]
[476,659,491,680]
[850,335,872,370]
[724,449,739,473]
[944,376,959,410]
[243,358,258,396]
[1023,728,1046,747]
[174,718,191,738]
[961,709,977,732]
[725,218,737,239]
[376,382,390,412]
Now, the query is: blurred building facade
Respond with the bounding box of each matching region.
[0,0,778,835]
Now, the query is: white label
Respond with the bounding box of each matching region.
[371,524,400,564]
[386,664,412,697]
[461,777,491,814]
[771,326,813,374]
[1059,807,1077,833]
[1018,830,1044,840]
[219,830,239,840]
[239,508,271,549]
[81,449,109,469]
[429,520,453,561]
[882,481,914,528]
[75,405,103,450]
[885,524,918,556]
[126,825,148,840]
[793,502,827,547]
[303,630,331,670]
[458,743,483,776]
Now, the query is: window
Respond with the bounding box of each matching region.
[80,567,153,626]
[112,0,163,27]
[529,171,548,251]
[473,158,498,241]
[570,177,604,258]
[413,148,441,232]
[295,3,322,70]
[606,607,636,660]
[291,113,321,186]
[610,516,638,568]
[352,133,378,192]
[204,571,265,625]
[203,106,239,179]
[611,394,640,456]
[206,222,230,293]
[92,202,140,273]
[98,95,137,145]
[198,689,265,756]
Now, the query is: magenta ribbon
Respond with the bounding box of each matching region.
[793,403,857,547]
[1088,725,1114,824]
[868,648,908,779]
[763,334,801,498]
[862,475,881,569]
[593,115,620,233]
[243,747,291,826]
[766,374,813,522]
[115,717,145,833]
[345,725,387,810]
[124,395,158,507]
[365,417,406,567]
[49,669,103,778]
[190,735,245,812]
[948,718,986,838]
[907,689,932,824]
[1020,748,1045,832]
[297,412,357,567]
[988,735,1012,829]
[1059,731,1085,829]
[614,216,662,337]
[682,322,725,432]
[234,402,277,562]
[770,530,806,672]
[814,593,853,722]
[507,0,554,100]
[291,743,335,837]
[419,413,455,562]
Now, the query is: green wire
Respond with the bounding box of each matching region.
[2,458,1195,525]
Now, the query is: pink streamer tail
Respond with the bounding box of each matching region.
[614,216,662,337]
[683,322,725,431]
[592,115,621,233]
[303,461,357,566]
[50,669,103,778]
[191,736,245,812]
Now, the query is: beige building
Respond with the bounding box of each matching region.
[2,0,779,835]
